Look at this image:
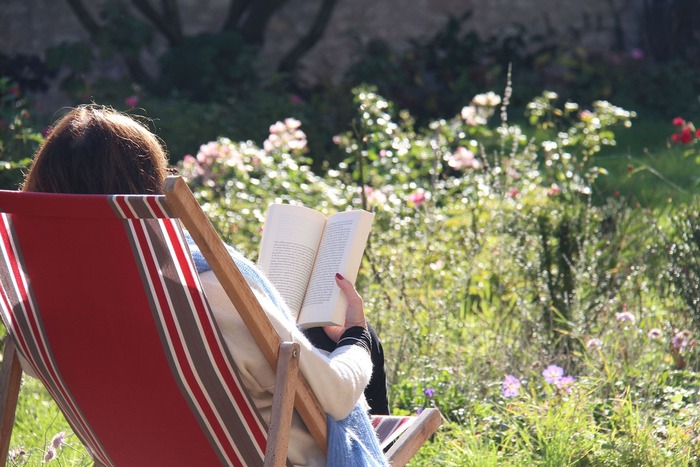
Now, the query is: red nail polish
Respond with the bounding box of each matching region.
[335,273,344,280]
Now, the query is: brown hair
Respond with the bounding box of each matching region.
[22,105,168,194]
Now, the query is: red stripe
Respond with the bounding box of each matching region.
[163,221,268,450]
[114,196,136,219]
[145,196,168,218]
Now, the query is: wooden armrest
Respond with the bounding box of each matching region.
[385,408,442,467]
[265,342,300,467]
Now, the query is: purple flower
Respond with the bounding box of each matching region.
[647,328,663,340]
[671,331,690,351]
[51,432,65,450]
[125,95,139,108]
[44,447,56,462]
[630,48,645,60]
[424,388,435,398]
[416,407,424,415]
[555,375,575,393]
[502,374,521,398]
[542,365,564,384]
[586,338,602,350]
[615,311,636,325]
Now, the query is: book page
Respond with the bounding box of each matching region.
[258,204,327,317]
[298,210,374,328]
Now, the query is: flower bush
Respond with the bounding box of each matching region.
[670,116,700,165]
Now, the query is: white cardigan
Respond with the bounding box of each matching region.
[199,270,373,466]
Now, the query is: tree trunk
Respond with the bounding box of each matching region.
[63,0,155,86]
[129,0,184,46]
[278,0,339,74]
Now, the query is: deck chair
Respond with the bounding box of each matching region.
[0,176,441,466]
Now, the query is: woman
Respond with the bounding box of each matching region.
[22,104,387,466]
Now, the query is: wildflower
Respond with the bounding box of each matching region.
[507,187,519,198]
[547,184,561,196]
[284,117,302,130]
[42,126,53,138]
[8,447,26,462]
[579,110,594,122]
[615,311,636,325]
[461,105,485,126]
[289,94,303,105]
[502,374,521,398]
[680,127,694,144]
[264,120,308,154]
[630,48,645,60]
[586,338,602,350]
[196,141,222,168]
[671,331,690,351]
[51,432,65,450]
[506,167,520,179]
[672,117,686,127]
[424,388,435,398]
[429,259,443,271]
[416,407,424,415]
[542,365,564,384]
[44,446,56,462]
[556,375,575,393]
[647,328,663,340]
[447,147,480,170]
[124,95,139,108]
[407,190,426,207]
[472,91,501,107]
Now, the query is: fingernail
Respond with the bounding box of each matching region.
[335,273,344,280]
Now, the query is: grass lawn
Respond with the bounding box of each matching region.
[595,118,699,208]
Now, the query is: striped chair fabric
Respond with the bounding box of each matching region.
[0,191,276,466]
[371,415,414,451]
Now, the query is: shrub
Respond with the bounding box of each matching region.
[0,77,44,189]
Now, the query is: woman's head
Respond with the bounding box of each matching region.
[22,105,168,194]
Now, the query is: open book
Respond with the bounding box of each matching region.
[257,204,374,329]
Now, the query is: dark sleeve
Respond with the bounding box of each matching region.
[303,323,390,415]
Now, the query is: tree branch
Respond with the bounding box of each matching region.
[63,0,102,38]
[239,0,288,44]
[278,0,338,74]
[62,0,156,87]
[161,0,183,42]
[129,0,183,45]
[222,0,254,31]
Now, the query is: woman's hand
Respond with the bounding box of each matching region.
[323,273,367,343]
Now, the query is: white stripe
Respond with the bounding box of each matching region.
[121,196,140,219]
[164,222,267,456]
[108,195,127,219]
[154,198,172,218]
[132,219,239,465]
[0,214,112,465]
[138,196,159,219]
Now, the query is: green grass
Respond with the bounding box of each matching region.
[595,118,699,208]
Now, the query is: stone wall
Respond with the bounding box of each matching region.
[1,0,644,86]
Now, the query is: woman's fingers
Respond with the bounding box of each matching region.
[335,273,366,329]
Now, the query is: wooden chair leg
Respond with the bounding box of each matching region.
[0,338,23,465]
[385,408,442,467]
[264,341,300,467]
